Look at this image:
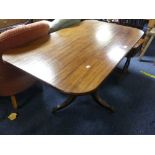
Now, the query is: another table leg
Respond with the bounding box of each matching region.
[52,95,76,113]
[91,91,114,112]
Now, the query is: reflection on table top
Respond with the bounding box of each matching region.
[3,20,144,94]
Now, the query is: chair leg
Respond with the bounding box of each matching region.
[10,95,18,110]
[8,96,18,120]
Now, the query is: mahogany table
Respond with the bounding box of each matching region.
[3,20,144,112]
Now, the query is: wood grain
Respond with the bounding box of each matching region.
[3,20,144,94]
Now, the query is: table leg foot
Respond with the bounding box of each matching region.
[52,95,76,113]
[91,92,114,112]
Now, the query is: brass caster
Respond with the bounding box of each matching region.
[8,112,18,121]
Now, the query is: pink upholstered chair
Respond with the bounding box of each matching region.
[0,20,50,119]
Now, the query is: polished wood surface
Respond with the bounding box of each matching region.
[3,20,144,94]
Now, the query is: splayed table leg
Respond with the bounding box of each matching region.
[91,91,114,112]
[52,95,77,113]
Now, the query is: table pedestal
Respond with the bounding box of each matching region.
[52,91,114,113]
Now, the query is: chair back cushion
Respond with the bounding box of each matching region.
[0,21,50,54]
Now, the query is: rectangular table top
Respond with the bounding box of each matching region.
[3,20,144,94]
